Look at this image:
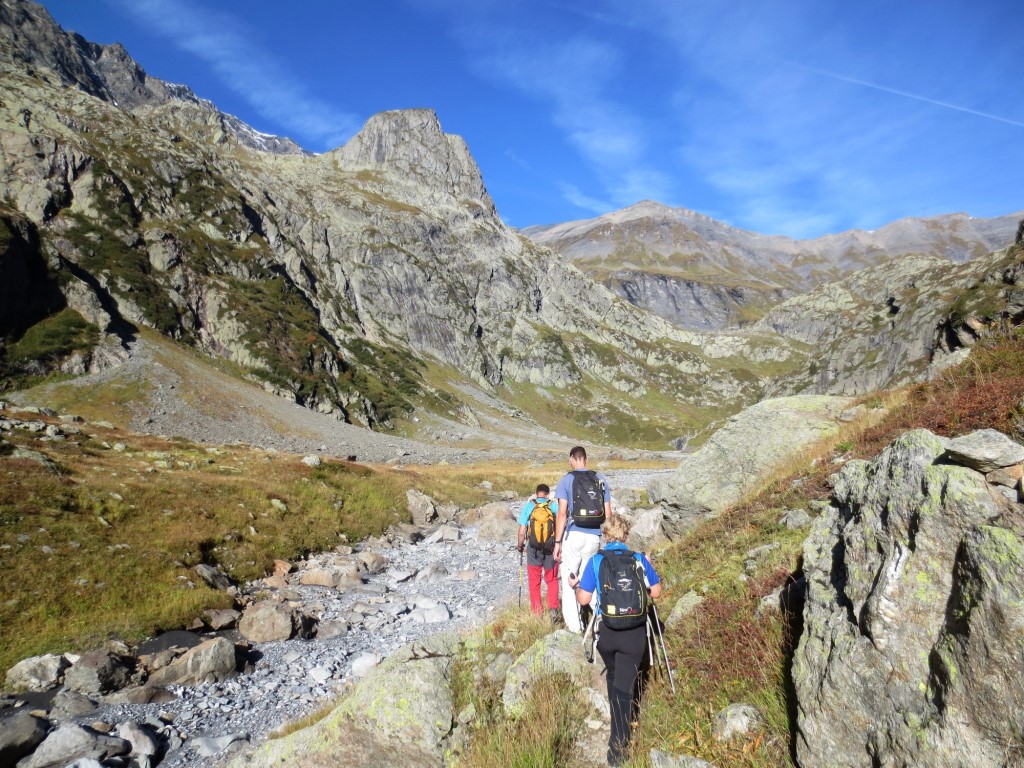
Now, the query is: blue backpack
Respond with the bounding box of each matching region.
[593,548,650,630]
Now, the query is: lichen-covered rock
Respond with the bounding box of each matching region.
[502,629,593,716]
[650,395,854,536]
[794,428,1024,767]
[225,633,458,767]
[942,428,1024,472]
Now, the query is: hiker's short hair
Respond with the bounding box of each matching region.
[602,514,630,543]
[569,446,587,461]
[536,483,550,495]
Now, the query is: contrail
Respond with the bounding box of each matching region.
[801,64,1024,129]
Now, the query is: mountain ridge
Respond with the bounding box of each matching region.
[524,201,1021,330]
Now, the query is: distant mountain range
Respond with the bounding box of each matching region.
[524,201,1021,330]
[1,0,1023,450]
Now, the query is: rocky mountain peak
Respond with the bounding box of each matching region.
[0,0,306,155]
[333,108,494,211]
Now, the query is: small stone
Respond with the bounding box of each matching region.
[350,653,381,677]
[712,703,763,742]
[189,733,249,758]
[986,464,1024,488]
[666,591,705,629]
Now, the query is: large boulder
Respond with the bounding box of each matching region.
[225,633,459,767]
[5,653,69,692]
[62,650,132,695]
[794,428,1024,767]
[238,601,316,643]
[502,629,593,716]
[146,637,237,686]
[406,489,438,526]
[650,395,854,536]
[0,711,49,766]
[298,564,362,589]
[626,507,669,552]
[16,723,130,768]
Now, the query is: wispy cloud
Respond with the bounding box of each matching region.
[456,21,668,215]
[558,182,612,215]
[797,64,1024,129]
[108,0,360,149]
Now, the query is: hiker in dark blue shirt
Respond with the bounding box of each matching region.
[572,514,662,767]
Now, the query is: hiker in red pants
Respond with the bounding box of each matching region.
[516,484,561,619]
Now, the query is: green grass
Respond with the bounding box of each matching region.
[0,309,99,391]
[451,608,582,767]
[0,423,415,671]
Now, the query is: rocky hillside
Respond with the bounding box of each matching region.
[1,0,1022,453]
[523,201,1021,330]
[796,428,1024,767]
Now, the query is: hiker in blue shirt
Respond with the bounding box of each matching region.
[553,445,611,633]
[571,514,662,767]
[516,484,561,617]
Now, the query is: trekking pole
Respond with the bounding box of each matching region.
[645,614,659,679]
[518,547,524,608]
[650,602,676,695]
[582,609,597,663]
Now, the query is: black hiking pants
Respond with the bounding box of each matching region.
[597,624,647,764]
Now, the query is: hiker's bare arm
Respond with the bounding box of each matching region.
[649,582,663,599]
[575,588,593,605]
[517,524,526,550]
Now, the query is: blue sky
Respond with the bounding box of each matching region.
[41,0,1024,237]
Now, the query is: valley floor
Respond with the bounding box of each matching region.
[10,333,659,466]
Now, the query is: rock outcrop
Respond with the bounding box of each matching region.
[794,428,1024,767]
[649,395,856,535]
[757,247,1024,396]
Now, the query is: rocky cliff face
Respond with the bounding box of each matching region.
[794,428,1024,767]
[758,246,1024,396]
[524,201,1021,331]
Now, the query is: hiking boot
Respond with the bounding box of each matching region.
[548,608,561,624]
